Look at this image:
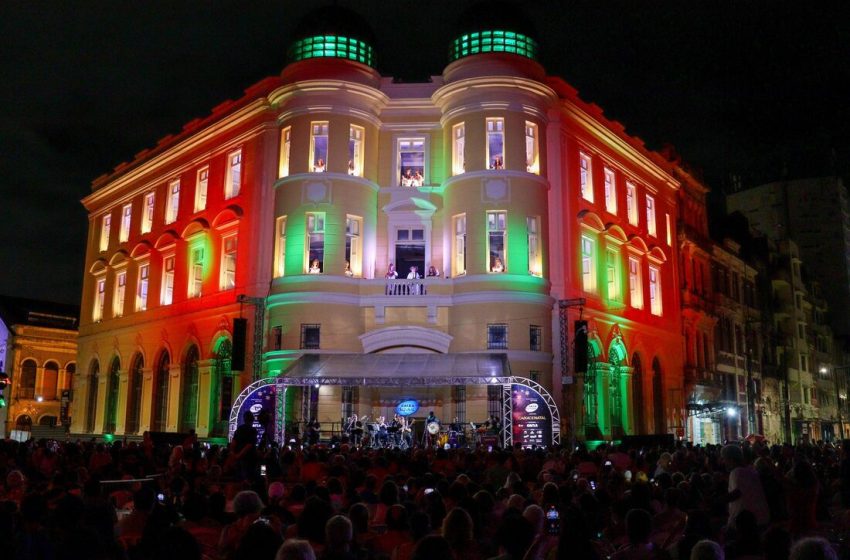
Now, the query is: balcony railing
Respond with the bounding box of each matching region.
[17,387,35,399]
[383,278,430,296]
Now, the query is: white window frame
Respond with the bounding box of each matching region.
[607,248,621,302]
[486,117,505,169]
[225,149,242,199]
[626,181,638,226]
[165,179,180,224]
[142,191,155,234]
[310,121,329,172]
[136,261,149,312]
[487,211,507,273]
[99,214,111,252]
[345,215,363,277]
[221,234,237,290]
[161,254,175,305]
[274,216,287,278]
[279,126,291,178]
[348,125,364,177]
[628,255,643,309]
[113,269,127,317]
[452,122,465,176]
[306,212,326,273]
[195,167,209,212]
[396,136,427,187]
[188,245,204,298]
[581,235,596,293]
[604,167,617,215]
[119,204,132,243]
[579,151,593,202]
[525,121,539,174]
[649,264,662,316]
[666,213,672,245]
[527,216,541,277]
[646,194,657,237]
[454,213,467,276]
[93,275,106,322]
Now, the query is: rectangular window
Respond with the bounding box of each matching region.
[99,214,111,251]
[604,167,617,214]
[527,216,541,277]
[166,179,180,224]
[581,235,595,292]
[626,182,638,225]
[646,194,657,237]
[530,325,542,352]
[300,324,321,349]
[161,255,175,305]
[348,125,364,176]
[221,235,237,290]
[487,323,508,350]
[113,270,126,317]
[306,212,325,273]
[452,123,465,175]
[120,204,132,243]
[274,216,287,278]
[195,167,208,212]
[487,211,507,272]
[649,265,662,315]
[607,248,621,302]
[279,126,291,178]
[225,150,242,199]
[454,214,467,276]
[525,121,539,174]
[310,122,329,172]
[665,213,672,245]
[486,118,504,169]
[93,276,106,321]
[136,263,149,311]
[142,192,155,233]
[629,256,643,309]
[189,247,204,298]
[579,151,593,202]
[271,325,282,351]
[398,138,425,186]
[345,215,362,277]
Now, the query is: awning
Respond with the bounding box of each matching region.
[277,353,512,386]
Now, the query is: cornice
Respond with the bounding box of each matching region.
[268,79,389,114]
[432,75,558,113]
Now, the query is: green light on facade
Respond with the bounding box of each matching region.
[288,35,376,68]
[449,30,539,62]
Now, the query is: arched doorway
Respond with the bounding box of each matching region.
[211,339,232,437]
[632,353,645,434]
[39,415,57,427]
[152,351,170,432]
[608,340,628,437]
[42,361,59,400]
[85,360,100,433]
[652,357,665,433]
[180,345,200,433]
[103,357,120,433]
[584,341,602,439]
[19,359,36,399]
[126,353,144,434]
[15,415,32,433]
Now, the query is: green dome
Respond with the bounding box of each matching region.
[286,7,376,68]
[449,3,539,62]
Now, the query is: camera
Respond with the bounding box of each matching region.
[157,493,165,503]
[260,465,267,476]
[546,506,560,536]
[424,488,434,495]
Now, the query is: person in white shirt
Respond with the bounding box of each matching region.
[722,444,770,527]
[385,263,398,295]
[308,259,321,274]
[313,158,326,173]
[406,266,421,294]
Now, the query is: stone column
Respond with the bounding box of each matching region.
[196,359,215,438]
[167,364,182,432]
[70,375,88,434]
[115,370,129,435]
[596,363,611,438]
[139,368,153,433]
[95,374,109,434]
[34,365,45,399]
[621,367,634,436]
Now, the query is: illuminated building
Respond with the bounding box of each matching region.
[0,296,78,439]
[72,7,684,441]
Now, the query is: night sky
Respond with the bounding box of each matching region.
[1,1,848,305]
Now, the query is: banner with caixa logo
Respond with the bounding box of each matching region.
[237,384,277,445]
[511,384,552,448]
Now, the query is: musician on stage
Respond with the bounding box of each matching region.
[400,416,414,448]
[306,418,320,446]
[376,416,388,448]
[424,411,440,447]
[389,415,402,447]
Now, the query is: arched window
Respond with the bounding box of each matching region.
[126,354,144,434]
[211,339,233,436]
[103,357,120,433]
[584,342,600,438]
[179,346,200,433]
[609,341,627,437]
[153,351,170,432]
[652,357,664,433]
[15,415,33,433]
[632,353,645,435]
[19,359,37,399]
[39,415,57,427]
[85,360,100,433]
[42,361,59,400]
[65,363,76,392]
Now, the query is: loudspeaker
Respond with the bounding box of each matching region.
[232,318,248,371]
[574,320,588,373]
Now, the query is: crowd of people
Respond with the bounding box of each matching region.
[2,431,850,560]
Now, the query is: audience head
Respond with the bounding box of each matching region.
[412,535,453,560]
[625,508,652,545]
[275,539,316,560]
[790,538,838,560]
[233,490,264,518]
[691,539,724,560]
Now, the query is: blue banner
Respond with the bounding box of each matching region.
[511,384,552,448]
[237,384,277,445]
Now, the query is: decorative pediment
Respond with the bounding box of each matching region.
[108,250,129,266]
[154,230,179,249]
[181,218,210,239]
[130,241,153,259]
[89,259,108,275]
[577,210,605,232]
[626,235,649,254]
[648,246,668,263]
[212,205,243,229]
[382,197,437,217]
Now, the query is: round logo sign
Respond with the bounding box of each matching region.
[525,403,539,413]
[395,400,419,417]
[250,403,264,414]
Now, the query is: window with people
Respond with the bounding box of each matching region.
[487,118,504,170]
[487,211,507,273]
[306,212,325,273]
[398,138,425,187]
[310,122,329,172]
